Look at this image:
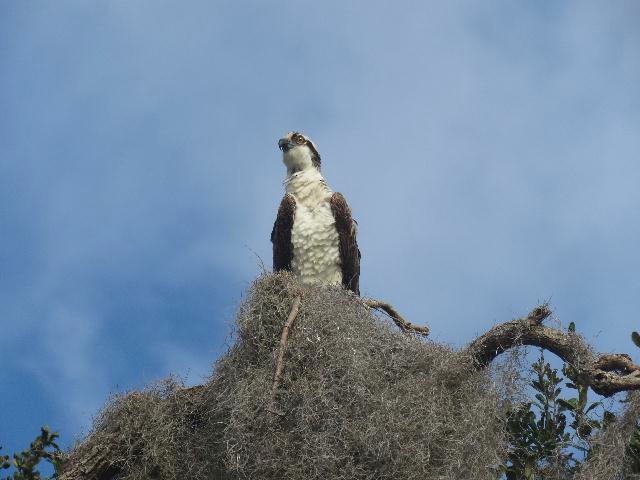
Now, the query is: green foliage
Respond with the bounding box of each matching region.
[499,322,624,479]
[502,327,640,478]
[0,428,63,480]
[560,361,605,447]
[500,351,575,479]
[496,325,640,478]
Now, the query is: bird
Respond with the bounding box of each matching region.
[271,131,360,295]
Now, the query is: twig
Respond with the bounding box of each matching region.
[363,299,429,337]
[267,295,302,416]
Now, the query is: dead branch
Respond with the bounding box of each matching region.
[267,295,302,415]
[363,299,429,336]
[58,446,120,480]
[466,304,640,397]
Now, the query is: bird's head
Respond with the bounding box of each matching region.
[278,131,321,174]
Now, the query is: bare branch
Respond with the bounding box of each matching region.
[267,295,302,416]
[466,304,640,397]
[363,299,429,336]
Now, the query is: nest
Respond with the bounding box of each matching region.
[65,273,565,479]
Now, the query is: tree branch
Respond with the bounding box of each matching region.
[466,304,640,397]
[363,299,429,336]
[267,295,302,416]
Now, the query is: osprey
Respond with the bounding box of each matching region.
[271,131,360,295]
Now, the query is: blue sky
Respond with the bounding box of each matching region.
[1,1,639,456]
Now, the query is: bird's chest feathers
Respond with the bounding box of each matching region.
[287,173,337,247]
[284,171,342,285]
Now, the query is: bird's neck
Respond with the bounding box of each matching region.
[284,168,331,205]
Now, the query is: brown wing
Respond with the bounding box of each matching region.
[271,194,296,272]
[330,192,361,295]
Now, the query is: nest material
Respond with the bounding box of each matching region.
[575,392,640,480]
[66,274,512,479]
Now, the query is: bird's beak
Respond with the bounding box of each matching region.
[278,138,293,152]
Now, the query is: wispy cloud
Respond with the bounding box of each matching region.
[0,0,638,453]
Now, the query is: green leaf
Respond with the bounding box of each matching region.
[577,422,593,437]
[578,386,588,409]
[557,398,576,411]
[531,380,544,392]
[586,401,603,414]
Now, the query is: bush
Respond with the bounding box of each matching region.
[1,427,63,480]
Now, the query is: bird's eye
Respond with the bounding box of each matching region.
[295,135,305,145]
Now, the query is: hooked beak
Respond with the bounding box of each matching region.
[278,138,293,152]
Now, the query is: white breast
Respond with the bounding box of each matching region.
[285,170,342,287]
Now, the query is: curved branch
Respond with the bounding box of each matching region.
[466,304,640,397]
[363,299,429,336]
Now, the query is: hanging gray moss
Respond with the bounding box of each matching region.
[65,273,511,479]
[574,392,640,480]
